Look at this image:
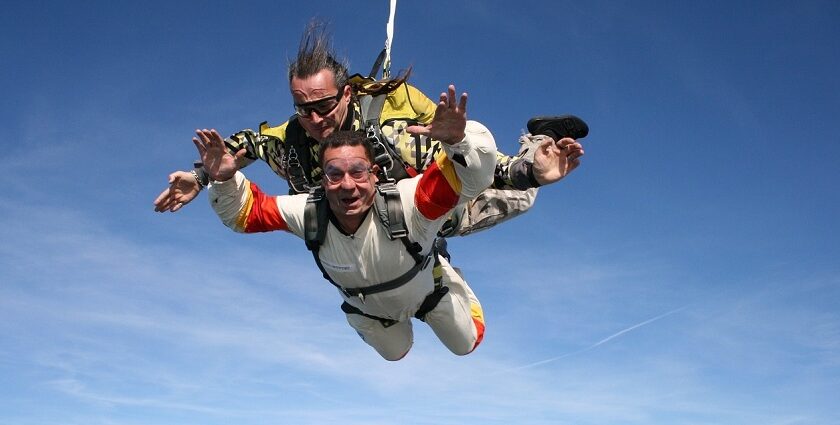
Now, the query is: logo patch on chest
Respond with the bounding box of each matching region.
[320,258,354,272]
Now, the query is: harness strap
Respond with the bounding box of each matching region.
[303,187,328,250]
[374,183,406,237]
[341,280,449,327]
[303,186,432,303]
[283,116,314,193]
[369,49,387,79]
[359,94,413,182]
[414,285,450,321]
[338,250,432,302]
[340,264,448,327]
[341,301,399,328]
[338,247,447,327]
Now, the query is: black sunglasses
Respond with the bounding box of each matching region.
[294,88,345,117]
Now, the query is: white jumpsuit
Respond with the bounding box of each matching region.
[209,120,497,360]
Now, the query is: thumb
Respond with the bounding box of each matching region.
[234,148,247,161]
[406,124,430,136]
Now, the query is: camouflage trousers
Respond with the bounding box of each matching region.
[439,133,548,237]
[440,187,538,236]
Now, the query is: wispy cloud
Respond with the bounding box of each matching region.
[493,305,688,374]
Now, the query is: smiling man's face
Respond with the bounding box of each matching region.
[321,144,378,232]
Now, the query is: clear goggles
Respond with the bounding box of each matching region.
[323,158,373,184]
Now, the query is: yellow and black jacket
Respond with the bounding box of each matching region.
[224,81,523,194]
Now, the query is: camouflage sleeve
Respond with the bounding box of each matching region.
[225,129,261,171]
[492,134,543,190]
[225,122,290,180]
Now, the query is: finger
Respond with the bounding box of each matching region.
[204,129,221,150]
[210,129,225,145]
[565,143,584,156]
[447,85,456,107]
[155,197,175,212]
[153,199,169,212]
[438,91,448,107]
[457,91,468,112]
[153,188,172,206]
[234,148,247,161]
[556,137,576,149]
[539,137,556,150]
[195,129,209,145]
[197,129,215,145]
[406,124,430,136]
[192,137,205,155]
[171,202,184,212]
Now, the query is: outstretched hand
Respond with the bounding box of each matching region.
[532,137,584,186]
[406,85,467,145]
[153,171,201,212]
[192,129,246,182]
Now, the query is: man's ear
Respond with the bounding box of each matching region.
[371,164,380,183]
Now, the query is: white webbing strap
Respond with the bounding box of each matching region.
[383,0,397,79]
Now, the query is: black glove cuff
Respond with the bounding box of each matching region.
[191,161,210,188]
[525,162,542,188]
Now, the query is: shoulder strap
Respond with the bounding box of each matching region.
[304,183,431,302]
[373,183,424,264]
[373,182,407,240]
[359,93,411,182]
[283,116,315,194]
[304,187,328,251]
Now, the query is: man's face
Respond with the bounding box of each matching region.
[290,69,352,142]
[321,144,378,222]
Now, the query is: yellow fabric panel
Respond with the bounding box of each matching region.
[471,301,485,325]
[260,120,290,141]
[234,185,255,232]
[380,83,436,124]
[434,150,462,195]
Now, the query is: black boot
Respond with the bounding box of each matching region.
[527,115,589,140]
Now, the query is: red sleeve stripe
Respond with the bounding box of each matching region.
[242,181,288,233]
[415,161,460,220]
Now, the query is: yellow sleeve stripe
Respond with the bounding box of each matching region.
[234,185,255,232]
[434,152,462,195]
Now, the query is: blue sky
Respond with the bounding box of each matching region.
[1,0,839,424]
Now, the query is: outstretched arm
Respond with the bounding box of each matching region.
[153,128,262,213]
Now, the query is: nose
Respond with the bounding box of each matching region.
[338,173,357,188]
[308,110,325,124]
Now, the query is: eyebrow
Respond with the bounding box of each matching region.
[294,90,341,107]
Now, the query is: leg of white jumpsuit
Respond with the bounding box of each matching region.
[345,314,414,361]
[423,257,486,355]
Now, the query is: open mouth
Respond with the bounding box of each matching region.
[340,197,359,208]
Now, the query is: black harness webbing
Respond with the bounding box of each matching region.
[304,184,448,326]
[360,94,413,182]
[340,284,449,328]
[304,184,431,301]
[368,48,387,79]
[283,117,315,194]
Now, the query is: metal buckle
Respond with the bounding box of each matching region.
[341,287,365,304]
